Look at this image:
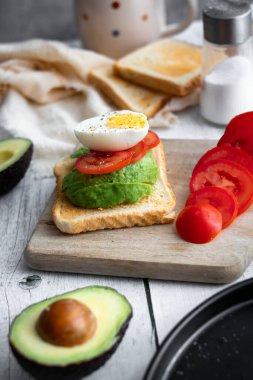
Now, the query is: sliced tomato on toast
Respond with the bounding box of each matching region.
[143,130,160,150]
[127,141,147,164]
[75,130,161,174]
[75,150,133,175]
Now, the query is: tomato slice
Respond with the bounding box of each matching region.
[186,186,238,229]
[190,159,253,215]
[176,204,222,244]
[75,150,133,174]
[143,130,160,149]
[225,112,253,136]
[193,146,253,175]
[218,127,253,159]
[127,141,147,164]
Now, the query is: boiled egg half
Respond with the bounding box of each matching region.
[74,110,149,152]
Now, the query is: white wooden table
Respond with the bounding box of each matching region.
[1,105,253,380]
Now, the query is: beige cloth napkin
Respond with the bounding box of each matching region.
[0,37,199,176]
[0,39,114,103]
[0,39,115,176]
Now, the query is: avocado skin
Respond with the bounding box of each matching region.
[0,143,33,196]
[10,314,132,380]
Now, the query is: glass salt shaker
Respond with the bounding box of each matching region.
[200,2,253,125]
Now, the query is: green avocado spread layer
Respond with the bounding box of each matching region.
[62,151,159,209]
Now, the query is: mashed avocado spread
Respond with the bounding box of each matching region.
[62,150,159,209]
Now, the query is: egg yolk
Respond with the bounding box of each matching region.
[106,114,147,129]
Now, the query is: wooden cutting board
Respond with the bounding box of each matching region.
[25,139,253,284]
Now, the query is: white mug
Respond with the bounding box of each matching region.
[74,0,198,58]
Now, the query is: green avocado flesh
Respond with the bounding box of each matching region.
[10,286,132,367]
[62,151,159,209]
[0,138,32,172]
[0,138,33,195]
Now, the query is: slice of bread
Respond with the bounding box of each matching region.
[89,65,170,118]
[115,39,202,97]
[52,143,176,234]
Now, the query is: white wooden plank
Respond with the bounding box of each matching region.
[0,170,155,380]
[149,264,253,345]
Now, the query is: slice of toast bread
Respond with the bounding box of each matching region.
[52,143,176,234]
[114,39,202,97]
[89,65,170,117]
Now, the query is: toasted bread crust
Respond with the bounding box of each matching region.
[114,66,202,97]
[52,143,176,234]
[88,66,169,117]
[114,39,202,97]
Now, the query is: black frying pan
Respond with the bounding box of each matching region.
[144,278,253,380]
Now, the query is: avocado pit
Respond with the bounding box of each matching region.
[36,299,97,347]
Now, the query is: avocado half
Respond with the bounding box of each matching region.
[10,286,132,380]
[0,138,33,195]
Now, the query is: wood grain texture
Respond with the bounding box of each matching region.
[26,139,253,284]
[0,169,156,380]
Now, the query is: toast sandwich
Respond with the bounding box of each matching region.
[52,143,175,234]
[89,65,170,117]
[115,39,202,97]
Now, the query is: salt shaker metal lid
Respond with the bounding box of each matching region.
[203,1,252,45]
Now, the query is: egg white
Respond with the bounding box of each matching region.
[74,110,149,152]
